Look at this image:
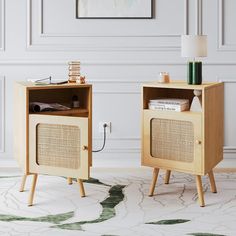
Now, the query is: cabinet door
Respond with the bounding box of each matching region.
[29,114,89,179]
[142,110,202,174]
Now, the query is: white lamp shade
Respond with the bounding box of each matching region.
[181,35,207,58]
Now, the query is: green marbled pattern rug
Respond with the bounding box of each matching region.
[0,171,234,235]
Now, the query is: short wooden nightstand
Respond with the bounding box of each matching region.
[141,81,224,207]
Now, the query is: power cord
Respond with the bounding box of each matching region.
[92,124,107,152]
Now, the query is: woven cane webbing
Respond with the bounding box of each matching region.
[151,118,194,162]
[36,124,80,169]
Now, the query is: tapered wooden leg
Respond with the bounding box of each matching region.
[77,179,85,197]
[67,177,73,185]
[149,168,159,197]
[19,174,27,192]
[208,170,217,193]
[165,170,171,184]
[196,175,205,207]
[28,174,38,207]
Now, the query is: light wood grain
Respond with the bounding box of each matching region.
[67,177,73,185]
[30,108,89,117]
[78,179,85,197]
[29,115,89,179]
[208,170,217,193]
[87,86,93,167]
[14,82,92,205]
[28,174,38,206]
[203,84,224,174]
[196,175,205,207]
[14,83,29,174]
[142,81,223,206]
[149,168,159,196]
[19,174,28,192]
[143,110,202,175]
[142,81,221,90]
[165,170,171,184]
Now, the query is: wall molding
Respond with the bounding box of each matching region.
[26,0,189,51]
[2,60,236,66]
[224,147,236,154]
[27,0,32,48]
[0,76,5,153]
[0,0,5,51]
[39,0,189,38]
[217,78,236,154]
[218,0,236,51]
[196,0,203,35]
[94,91,140,95]
[184,0,189,35]
[217,77,236,83]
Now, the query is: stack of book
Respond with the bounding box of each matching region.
[148,98,189,112]
[68,61,80,83]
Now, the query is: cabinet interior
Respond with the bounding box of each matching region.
[28,87,90,117]
[143,87,198,110]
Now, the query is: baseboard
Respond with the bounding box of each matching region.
[0,159,19,171]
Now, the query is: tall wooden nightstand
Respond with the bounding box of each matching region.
[14,82,92,206]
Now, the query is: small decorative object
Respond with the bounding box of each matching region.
[181,35,207,85]
[158,72,170,83]
[72,95,80,108]
[79,76,86,84]
[68,61,80,83]
[76,0,153,19]
[190,90,202,112]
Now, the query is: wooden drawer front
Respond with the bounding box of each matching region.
[151,118,194,163]
[143,110,202,174]
[29,115,89,179]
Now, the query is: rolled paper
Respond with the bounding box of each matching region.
[187,62,193,84]
[192,61,202,85]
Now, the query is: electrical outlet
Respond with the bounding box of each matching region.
[99,122,111,133]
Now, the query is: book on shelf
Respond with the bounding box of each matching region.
[149,98,189,105]
[149,98,189,112]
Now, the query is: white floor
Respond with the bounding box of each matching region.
[0,168,235,236]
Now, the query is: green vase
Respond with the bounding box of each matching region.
[192,62,202,85]
[187,62,193,84]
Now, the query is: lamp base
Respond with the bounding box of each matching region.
[187,61,202,85]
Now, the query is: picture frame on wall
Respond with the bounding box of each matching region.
[76,0,153,19]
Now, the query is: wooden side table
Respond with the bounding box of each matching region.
[14,82,92,206]
[141,81,224,207]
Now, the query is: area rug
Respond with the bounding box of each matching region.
[0,169,235,236]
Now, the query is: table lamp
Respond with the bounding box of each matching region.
[181,35,207,85]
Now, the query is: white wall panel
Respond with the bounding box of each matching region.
[218,0,236,50]
[27,0,188,51]
[0,76,4,153]
[0,0,236,168]
[0,0,5,51]
[219,79,236,148]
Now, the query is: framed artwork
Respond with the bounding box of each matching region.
[76,0,153,19]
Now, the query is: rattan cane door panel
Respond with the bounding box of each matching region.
[142,110,202,174]
[36,123,80,169]
[29,114,89,179]
[151,118,194,162]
